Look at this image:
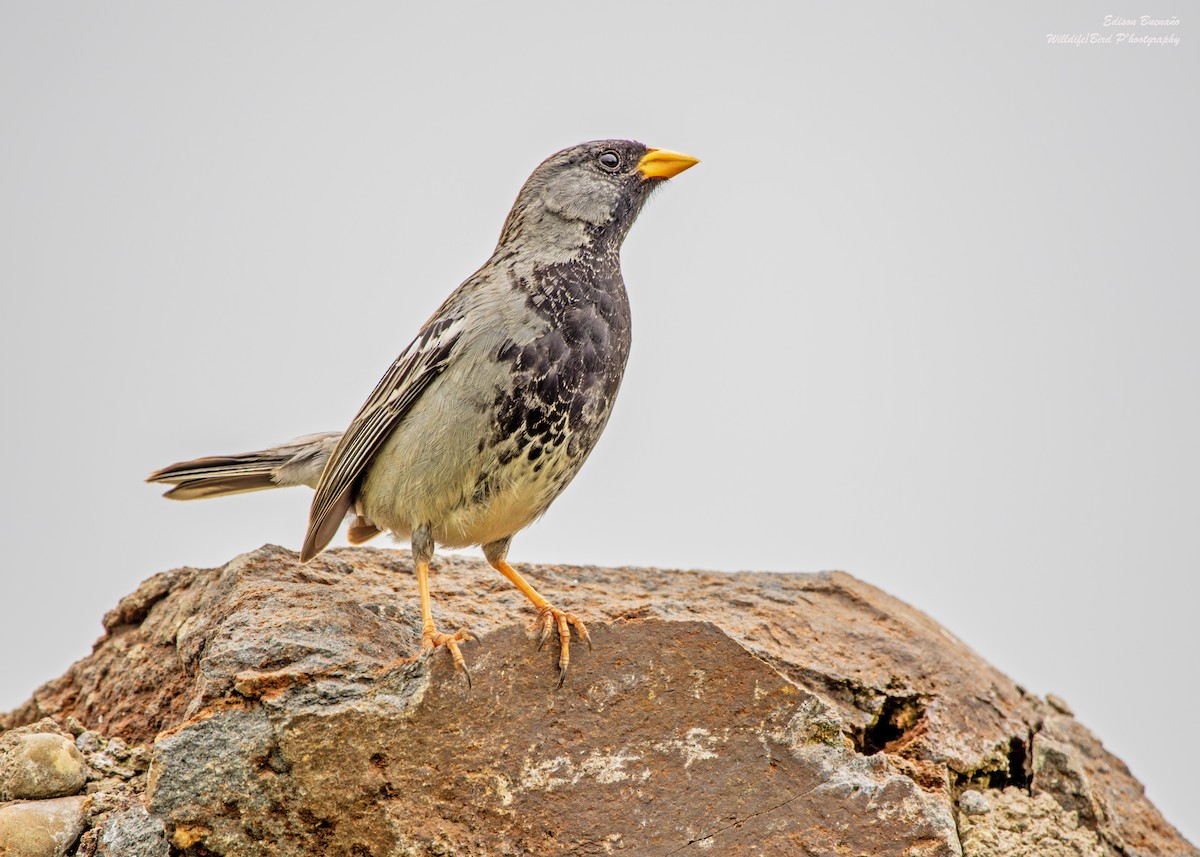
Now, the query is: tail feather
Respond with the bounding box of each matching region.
[148,432,341,501]
[161,473,282,500]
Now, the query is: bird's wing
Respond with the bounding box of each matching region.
[300,314,465,561]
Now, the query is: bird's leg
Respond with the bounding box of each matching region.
[483,539,591,684]
[413,526,473,687]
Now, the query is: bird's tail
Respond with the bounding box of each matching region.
[147,432,342,501]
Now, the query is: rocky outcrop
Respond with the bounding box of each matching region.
[1,545,1194,856]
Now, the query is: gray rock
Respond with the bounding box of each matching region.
[95,804,168,857]
[103,738,128,762]
[0,795,87,857]
[0,733,88,800]
[85,751,134,780]
[73,733,102,756]
[960,789,990,815]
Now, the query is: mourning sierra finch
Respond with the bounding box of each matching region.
[150,140,699,683]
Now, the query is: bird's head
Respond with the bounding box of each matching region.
[498,140,698,254]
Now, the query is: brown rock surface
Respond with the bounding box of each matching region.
[2,544,1195,856]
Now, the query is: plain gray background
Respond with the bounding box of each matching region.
[2,1,1196,840]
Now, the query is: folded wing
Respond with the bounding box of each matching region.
[300,315,464,561]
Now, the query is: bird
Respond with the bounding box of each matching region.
[148,140,698,685]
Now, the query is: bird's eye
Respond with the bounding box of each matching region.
[597,151,621,171]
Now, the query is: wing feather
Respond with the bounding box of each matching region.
[299,316,464,561]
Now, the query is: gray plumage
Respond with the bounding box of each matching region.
[310,148,640,561]
[148,140,698,680]
[150,432,340,499]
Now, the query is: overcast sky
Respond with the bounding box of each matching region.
[2,1,1196,841]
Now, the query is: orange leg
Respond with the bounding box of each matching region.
[487,556,592,684]
[416,555,473,687]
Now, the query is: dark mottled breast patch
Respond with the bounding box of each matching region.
[480,242,632,499]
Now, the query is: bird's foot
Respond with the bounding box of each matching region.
[422,627,474,688]
[531,605,592,686]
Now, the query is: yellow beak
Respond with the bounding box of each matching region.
[637,148,700,180]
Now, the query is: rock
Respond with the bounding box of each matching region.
[92,805,168,857]
[0,795,86,857]
[101,739,127,762]
[2,544,1196,856]
[0,732,88,800]
[958,787,1106,857]
[1047,693,1075,716]
[960,789,990,815]
[63,720,85,739]
[126,747,151,774]
[0,721,158,857]
[145,622,960,855]
[1032,712,1195,856]
[72,735,100,757]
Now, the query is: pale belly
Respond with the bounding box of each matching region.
[356,370,583,550]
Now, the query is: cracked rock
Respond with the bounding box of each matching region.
[2,545,1196,856]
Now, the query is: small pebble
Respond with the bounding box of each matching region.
[106,737,130,761]
[128,746,152,773]
[1046,693,1074,716]
[959,789,990,815]
[76,731,104,755]
[88,751,136,779]
[87,788,130,815]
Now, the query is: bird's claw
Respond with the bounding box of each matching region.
[422,627,474,689]
[530,605,591,681]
